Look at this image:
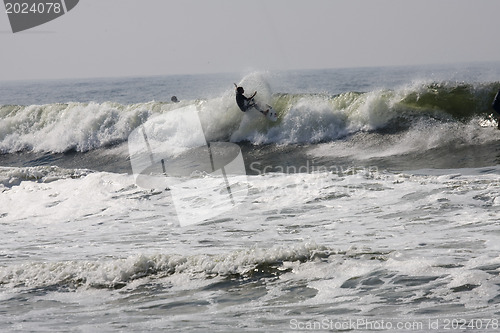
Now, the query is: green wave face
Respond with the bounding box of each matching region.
[1,81,500,152]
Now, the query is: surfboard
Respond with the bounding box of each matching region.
[265,104,278,122]
[251,100,278,122]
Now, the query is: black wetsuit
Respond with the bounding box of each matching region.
[236,92,253,112]
[493,89,500,115]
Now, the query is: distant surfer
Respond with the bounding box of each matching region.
[234,84,269,116]
[171,96,179,103]
[493,89,500,129]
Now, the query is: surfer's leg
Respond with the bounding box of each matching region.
[493,108,500,129]
[251,103,269,115]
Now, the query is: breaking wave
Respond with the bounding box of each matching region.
[1,74,499,154]
[0,243,329,290]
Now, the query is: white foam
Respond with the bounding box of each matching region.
[0,242,326,290]
[1,162,500,316]
[0,102,168,153]
[3,73,497,154]
[310,117,500,161]
[0,166,91,188]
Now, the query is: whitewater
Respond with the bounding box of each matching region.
[1,63,500,332]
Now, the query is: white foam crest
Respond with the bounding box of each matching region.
[345,90,401,131]
[272,96,348,144]
[197,93,243,142]
[229,77,500,146]
[0,166,91,188]
[0,95,249,155]
[381,119,495,156]
[0,102,180,153]
[1,75,451,153]
[229,84,407,145]
[0,168,144,226]
[129,105,207,161]
[310,116,500,161]
[0,242,326,290]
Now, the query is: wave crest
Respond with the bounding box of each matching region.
[1,77,499,153]
[0,243,329,290]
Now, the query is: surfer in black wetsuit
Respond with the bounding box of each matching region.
[493,89,500,129]
[235,85,268,115]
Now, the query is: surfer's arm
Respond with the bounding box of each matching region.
[249,91,257,99]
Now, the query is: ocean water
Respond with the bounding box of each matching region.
[2,63,500,332]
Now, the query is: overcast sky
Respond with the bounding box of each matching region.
[1,0,499,81]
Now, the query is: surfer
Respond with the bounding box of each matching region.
[492,89,500,129]
[171,96,179,103]
[235,85,268,116]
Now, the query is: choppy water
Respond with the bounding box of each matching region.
[2,63,500,332]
